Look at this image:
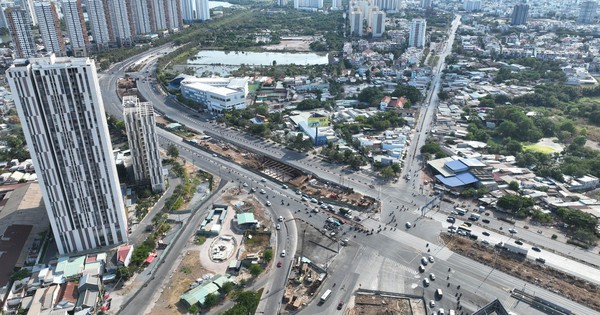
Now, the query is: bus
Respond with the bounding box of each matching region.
[455,207,467,215]
[457,225,472,235]
[320,289,332,302]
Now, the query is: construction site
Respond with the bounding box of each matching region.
[348,290,427,315]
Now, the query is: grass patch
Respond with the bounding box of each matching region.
[194,236,207,245]
[523,143,559,154]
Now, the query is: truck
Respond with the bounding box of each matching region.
[469,213,480,221]
[497,242,528,256]
[320,289,332,302]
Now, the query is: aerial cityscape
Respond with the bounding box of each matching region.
[0,0,598,314]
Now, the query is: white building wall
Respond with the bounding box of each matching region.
[61,0,89,57]
[86,0,111,50]
[182,0,210,21]
[6,5,37,58]
[131,0,152,35]
[6,55,128,255]
[123,96,164,192]
[108,0,133,46]
[409,18,426,48]
[34,1,65,56]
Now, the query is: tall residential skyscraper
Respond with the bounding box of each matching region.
[61,0,89,57]
[331,0,341,9]
[131,0,152,35]
[164,0,183,30]
[86,0,113,51]
[577,1,598,24]
[5,5,36,58]
[182,0,210,21]
[371,10,385,38]
[15,0,37,25]
[511,4,529,26]
[463,0,481,12]
[6,55,128,255]
[34,1,65,56]
[123,96,165,193]
[420,0,431,9]
[107,0,134,46]
[409,18,426,48]
[350,10,363,36]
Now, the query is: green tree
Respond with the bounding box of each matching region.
[508,181,520,191]
[203,293,218,308]
[380,166,395,179]
[188,304,199,314]
[167,144,179,158]
[391,85,422,103]
[116,266,132,281]
[10,269,31,282]
[263,249,273,261]
[249,264,263,277]
[220,281,235,295]
[497,195,534,213]
[357,87,384,106]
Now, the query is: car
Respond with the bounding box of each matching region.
[430,273,436,280]
[419,265,425,273]
[261,178,267,182]
[450,211,458,215]
[212,153,218,157]
[423,278,430,286]
[243,183,248,187]
[405,222,412,228]
[276,224,281,230]
[532,246,541,252]
[447,227,456,233]
[438,309,445,315]
[428,256,435,263]
[482,231,490,236]
[406,175,411,180]
[481,239,490,245]
[266,201,272,206]
[310,198,318,203]
[277,261,282,268]
[278,216,284,222]
[536,257,546,264]
[421,257,428,265]
[446,217,456,223]
[463,222,472,227]
[337,302,344,310]
[509,228,517,234]
[320,204,328,209]
[250,187,256,193]
[514,240,524,245]
[482,219,490,224]
[281,184,288,189]
[296,190,302,195]
[457,230,467,236]
[260,189,266,194]
[301,196,308,202]
[430,300,435,308]
[280,250,286,257]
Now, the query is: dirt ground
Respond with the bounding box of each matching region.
[441,234,600,312]
[349,293,425,315]
[261,36,316,52]
[147,250,210,315]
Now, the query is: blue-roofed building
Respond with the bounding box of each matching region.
[429,157,489,190]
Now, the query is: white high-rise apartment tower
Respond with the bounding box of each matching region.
[130,0,152,35]
[371,10,385,38]
[182,0,210,21]
[61,0,89,57]
[409,18,426,48]
[123,96,165,193]
[34,1,65,56]
[332,0,341,9]
[350,10,363,36]
[86,0,112,51]
[5,5,37,58]
[107,0,133,46]
[6,55,128,255]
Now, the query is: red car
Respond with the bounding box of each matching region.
[277,261,282,268]
[337,301,344,310]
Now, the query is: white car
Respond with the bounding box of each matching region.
[243,183,248,187]
[266,201,271,206]
[428,256,435,263]
[260,189,266,194]
[281,250,286,257]
[281,184,288,189]
[509,228,517,234]
[261,178,267,182]
[276,224,281,230]
[310,198,318,203]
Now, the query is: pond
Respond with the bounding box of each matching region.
[188,50,329,66]
[209,1,233,8]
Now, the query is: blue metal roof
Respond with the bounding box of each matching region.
[456,172,479,185]
[444,160,469,173]
[435,175,464,187]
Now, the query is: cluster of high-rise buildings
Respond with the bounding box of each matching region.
[1,0,212,58]
[349,0,393,37]
[6,54,164,255]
